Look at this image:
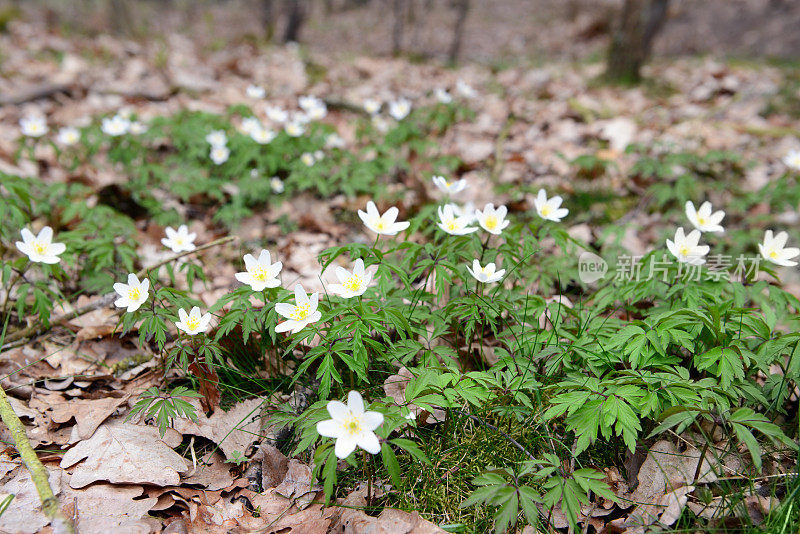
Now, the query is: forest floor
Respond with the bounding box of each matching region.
[1,7,800,534]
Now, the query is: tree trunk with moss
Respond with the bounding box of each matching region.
[605,0,670,84]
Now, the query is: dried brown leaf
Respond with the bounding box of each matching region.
[60,420,186,488]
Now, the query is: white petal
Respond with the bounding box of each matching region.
[316,419,344,438]
[294,284,308,305]
[356,431,381,455]
[20,228,35,243]
[334,435,358,459]
[274,303,295,318]
[361,411,384,430]
[327,400,349,421]
[38,226,53,243]
[347,391,365,415]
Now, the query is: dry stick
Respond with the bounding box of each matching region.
[2,236,237,348]
[0,384,77,533]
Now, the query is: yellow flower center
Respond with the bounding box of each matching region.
[374,219,387,232]
[128,288,141,301]
[769,249,778,259]
[345,275,363,292]
[33,242,48,255]
[698,217,706,226]
[185,317,200,331]
[290,303,311,321]
[679,246,690,257]
[446,220,458,231]
[344,417,361,435]
[252,266,271,282]
[174,237,184,246]
[444,181,452,187]
[540,206,552,217]
[484,215,498,230]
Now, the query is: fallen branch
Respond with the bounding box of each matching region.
[0,384,77,533]
[0,83,72,106]
[2,235,236,348]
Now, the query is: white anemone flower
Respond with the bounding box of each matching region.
[759,230,800,267]
[210,145,230,165]
[205,130,228,147]
[15,226,66,264]
[265,105,288,123]
[20,116,48,137]
[275,284,321,334]
[240,117,262,135]
[449,202,476,223]
[175,306,213,336]
[329,258,373,298]
[161,225,197,253]
[293,111,311,124]
[372,116,390,133]
[270,177,285,193]
[467,260,506,284]
[57,127,80,146]
[316,390,384,459]
[357,201,410,236]
[475,203,510,235]
[389,98,411,120]
[534,189,569,222]
[326,133,346,149]
[284,120,305,137]
[434,88,452,104]
[299,96,327,120]
[432,175,467,194]
[456,79,477,98]
[251,127,276,144]
[783,150,800,171]
[300,152,316,166]
[129,121,147,135]
[246,84,266,99]
[235,250,282,291]
[101,114,131,136]
[363,99,382,115]
[113,273,150,313]
[438,204,478,235]
[666,227,709,265]
[685,201,724,233]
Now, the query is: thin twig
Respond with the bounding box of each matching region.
[0,383,77,533]
[2,235,236,348]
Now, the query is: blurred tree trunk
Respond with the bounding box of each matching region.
[392,0,405,55]
[605,0,670,84]
[262,0,275,40]
[448,0,470,64]
[282,0,306,43]
[109,0,134,36]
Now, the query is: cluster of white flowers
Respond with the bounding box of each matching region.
[432,80,477,104]
[206,129,231,165]
[246,84,266,99]
[299,95,328,121]
[429,178,569,283]
[361,97,412,131]
[300,150,325,167]
[101,114,132,137]
[666,201,799,267]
